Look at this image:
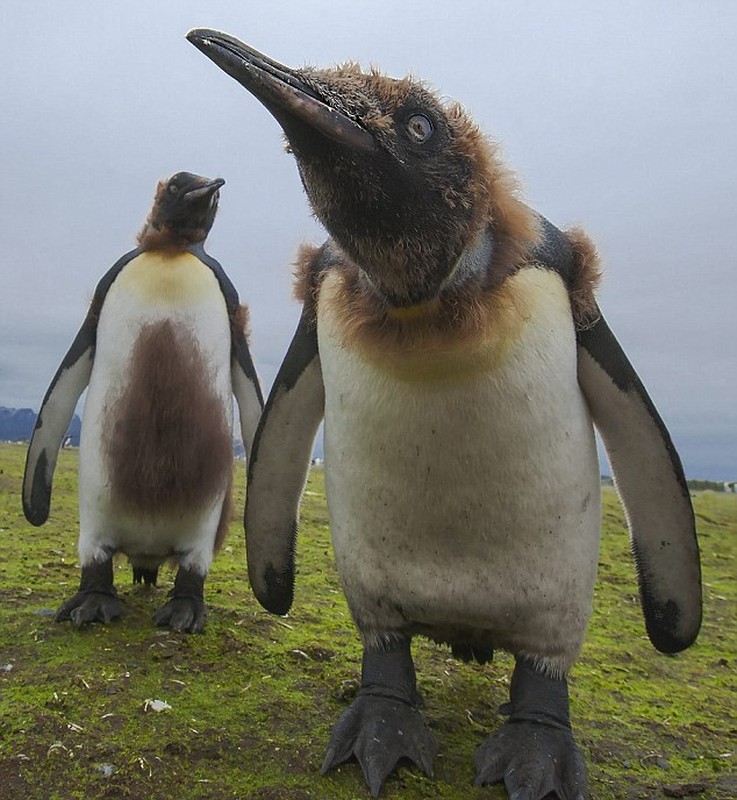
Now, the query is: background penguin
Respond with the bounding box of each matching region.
[23,171,263,632]
[188,31,702,799]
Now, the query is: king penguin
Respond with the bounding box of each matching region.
[188,30,702,799]
[23,171,263,632]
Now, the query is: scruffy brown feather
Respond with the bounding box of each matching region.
[103,320,233,518]
[231,303,251,343]
[292,170,539,355]
[293,243,325,306]
[319,259,535,361]
[564,226,602,329]
[136,179,209,252]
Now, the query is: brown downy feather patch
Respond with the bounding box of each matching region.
[231,303,251,342]
[319,260,535,365]
[564,226,603,329]
[103,320,232,517]
[136,226,194,254]
[293,243,325,307]
[294,66,538,304]
[136,180,209,252]
[439,102,539,275]
[289,64,540,346]
[293,189,538,354]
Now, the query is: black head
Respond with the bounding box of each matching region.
[187,31,504,306]
[138,171,225,251]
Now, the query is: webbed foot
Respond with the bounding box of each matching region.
[56,555,121,627]
[56,591,122,626]
[321,636,438,797]
[475,720,586,799]
[474,658,587,800]
[322,693,437,797]
[154,566,207,632]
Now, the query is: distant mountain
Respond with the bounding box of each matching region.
[0,407,81,446]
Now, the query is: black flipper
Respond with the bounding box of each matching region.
[190,244,264,454]
[475,658,587,800]
[321,636,438,797]
[22,249,140,525]
[529,214,701,654]
[577,312,702,652]
[244,302,325,614]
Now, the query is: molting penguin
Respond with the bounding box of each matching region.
[23,172,263,632]
[188,31,702,798]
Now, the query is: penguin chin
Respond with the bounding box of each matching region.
[358,268,443,311]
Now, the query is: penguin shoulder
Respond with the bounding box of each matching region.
[114,249,221,307]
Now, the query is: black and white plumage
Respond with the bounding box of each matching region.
[189,30,701,799]
[23,172,263,631]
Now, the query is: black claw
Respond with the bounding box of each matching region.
[320,747,336,775]
[57,591,122,627]
[475,658,588,800]
[57,557,121,627]
[322,637,438,797]
[155,566,207,632]
[325,694,437,796]
[155,596,207,632]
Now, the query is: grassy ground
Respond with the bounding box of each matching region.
[0,441,734,800]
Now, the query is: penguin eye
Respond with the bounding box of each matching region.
[168,184,178,194]
[406,114,434,144]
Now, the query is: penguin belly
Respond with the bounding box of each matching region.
[78,251,234,574]
[318,268,601,673]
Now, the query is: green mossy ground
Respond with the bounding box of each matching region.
[0,442,734,800]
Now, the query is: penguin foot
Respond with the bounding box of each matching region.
[56,591,122,627]
[474,657,588,799]
[154,566,207,632]
[474,720,587,799]
[154,596,207,633]
[322,635,438,797]
[132,566,159,586]
[321,693,438,797]
[56,555,121,627]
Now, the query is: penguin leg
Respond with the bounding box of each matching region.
[475,657,587,800]
[56,551,122,627]
[154,566,207,633]
[132,566,159,587]
[321,635,438,797]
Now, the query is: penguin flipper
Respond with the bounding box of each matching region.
[190,244,265,456]
[22,249,140,526]
[231,324,264,459]
[245,304,324,615]
[576,311,702,652]
[22,316,96,525]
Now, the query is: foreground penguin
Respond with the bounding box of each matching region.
[188,31,702,798]
[23,172,263,632]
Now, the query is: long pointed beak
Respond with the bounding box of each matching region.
[186,29,376,152]
[182,177,225,202]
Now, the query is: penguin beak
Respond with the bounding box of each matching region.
[182,177,225,202]
[186,29,377,152]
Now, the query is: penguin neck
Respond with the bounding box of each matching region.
[382,226,494,321]
[440,225,494,290]
[137,222,207,254]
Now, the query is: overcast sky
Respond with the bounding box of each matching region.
[1,2,735,479]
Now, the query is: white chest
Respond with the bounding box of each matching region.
[92,251,230,381]
[77,252,233,563]
[316,268,601,671]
